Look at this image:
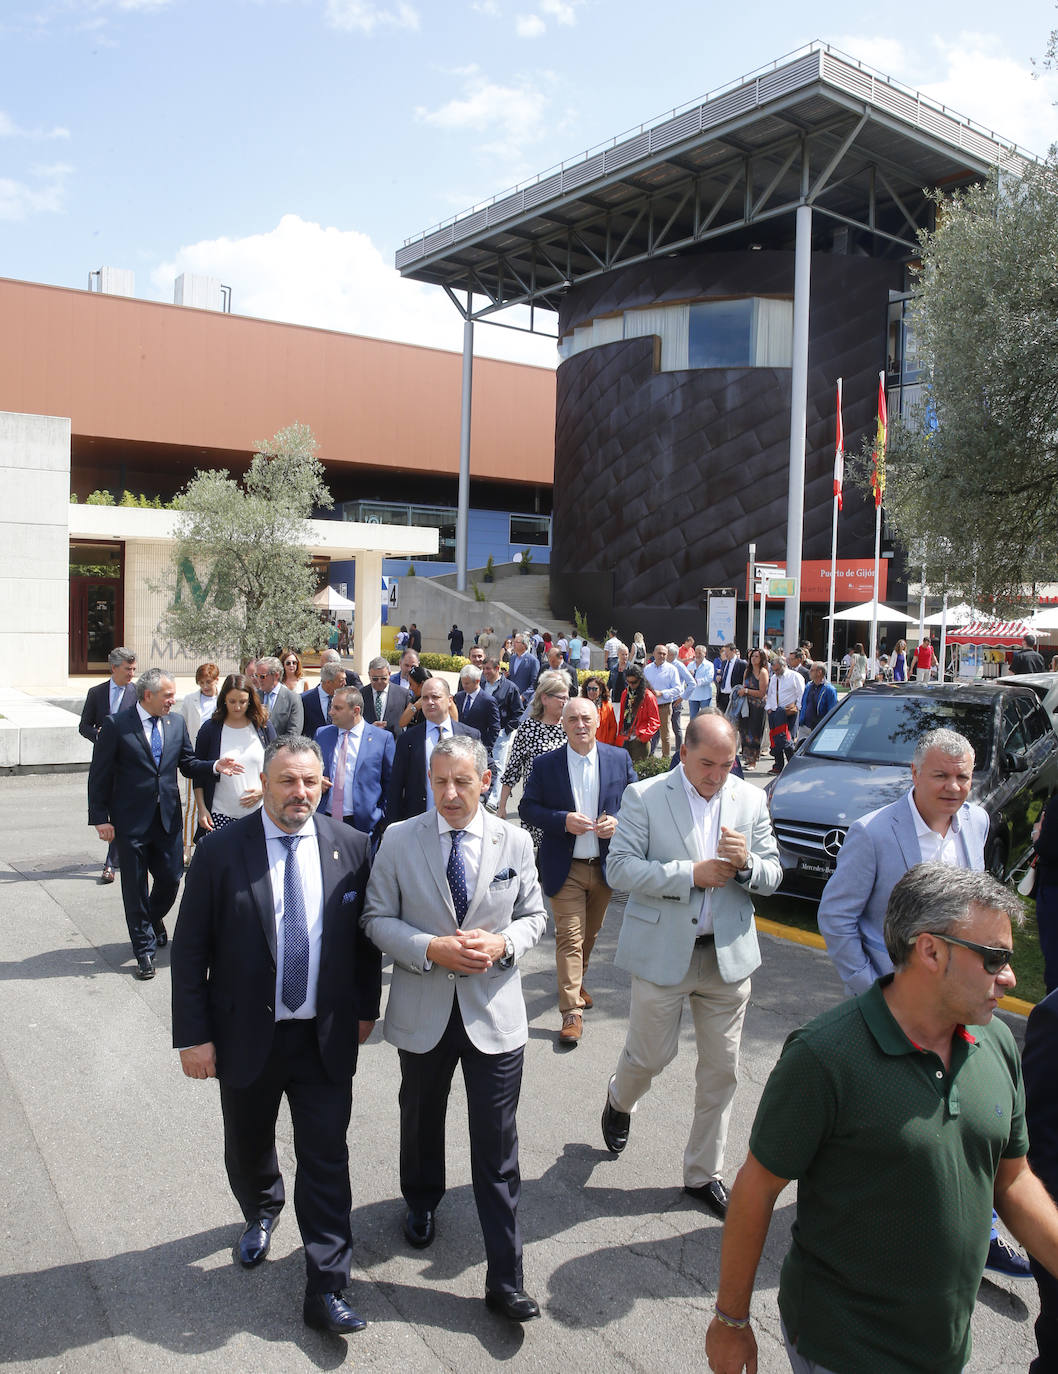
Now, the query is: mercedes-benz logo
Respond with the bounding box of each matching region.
[823,828,847,858]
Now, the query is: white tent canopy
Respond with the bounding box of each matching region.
[922,602,976,627]
[311,585,354,612]
[826,601,916,623]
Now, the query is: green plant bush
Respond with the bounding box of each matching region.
[384,651,469,672]
[633,756,672,780]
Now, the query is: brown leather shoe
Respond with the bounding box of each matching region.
[559,1012,582,1045]
[101,865,115,884]
[579,987,593,1009]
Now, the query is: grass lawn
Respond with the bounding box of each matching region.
[756,892,1047,1008]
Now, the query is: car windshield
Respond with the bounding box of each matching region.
[805,694,994,767]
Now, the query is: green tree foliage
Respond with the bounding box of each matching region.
[159,423,333,662]
[882,157,1058,610]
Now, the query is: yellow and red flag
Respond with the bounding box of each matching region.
[871,371,887,509]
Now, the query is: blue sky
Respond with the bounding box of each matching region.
[2,0,1056,367]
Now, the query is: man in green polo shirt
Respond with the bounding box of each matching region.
[706,863,1058,1374]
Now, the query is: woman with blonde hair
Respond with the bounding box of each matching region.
[497,669,570,836]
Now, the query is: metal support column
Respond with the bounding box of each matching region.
[784,203,812,654]
[456,314,474,592]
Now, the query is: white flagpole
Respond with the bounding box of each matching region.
[870,503,881,671]
[827,378,842,682]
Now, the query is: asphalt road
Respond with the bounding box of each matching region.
[0,771,1041,1372]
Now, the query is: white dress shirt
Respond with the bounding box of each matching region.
[424,718,454,810]
[644,659,683,704]
[680,763,723,933]
[437,805,485,910]
[910,791,963,867]
[566,743,601,859]
[263,812,324,1020]
[765,669,805,714]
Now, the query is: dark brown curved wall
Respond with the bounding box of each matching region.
[550,251,904,641]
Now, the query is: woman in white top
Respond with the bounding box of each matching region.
[687,644,716,719]
[280,648,310,693]
[193,674,276,835]
[180,662,220,864]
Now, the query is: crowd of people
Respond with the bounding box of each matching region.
[77,626,1058,1367]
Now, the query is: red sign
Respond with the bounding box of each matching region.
[745,559,888,603]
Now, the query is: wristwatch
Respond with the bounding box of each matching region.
[499,934,515,968]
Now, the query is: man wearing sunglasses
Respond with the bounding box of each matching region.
[708,863,1058,1374]
[815,726,1029,1280]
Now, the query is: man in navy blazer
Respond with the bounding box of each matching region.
[79,646,138,883]
[301,662,345,739]
[797,660,838,739]
[171,735,382,1336]
[315,687,395,843]
[454,664,501,759]
[714,644,747,715]
[519,696,637,1044]
[481,656,522,808]
[816,725,1028,1279]
[506,634,539,705]
[386,677,480,825]
[88,669,228,978]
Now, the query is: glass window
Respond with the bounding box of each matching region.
[510,514,551,547]
[805,693,994,767]
[688,299,754,368]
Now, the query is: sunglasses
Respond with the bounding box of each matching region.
[928,932,1013,975]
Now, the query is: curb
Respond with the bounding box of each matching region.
[755,916,1035,1018]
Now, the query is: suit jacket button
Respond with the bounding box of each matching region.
[448,972,455,980]
[691,918,698,925]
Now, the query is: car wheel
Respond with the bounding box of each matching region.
[985,836,1008,882]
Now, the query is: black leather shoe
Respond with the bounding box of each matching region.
[485,1288,541,1322]
[601,1095,630,1154]
[303,1291,367,1334]
[136,955,155,980]
[237,1215,278,1267]
[403,1208,435,1249]
[153,921,168,948]
[683,1179,729,1219]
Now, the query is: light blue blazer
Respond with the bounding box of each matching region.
[817,792,989,995]
[607,768,781,987]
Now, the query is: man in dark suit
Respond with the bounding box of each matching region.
[506,633,540,706]
[363,735,547,1322]
[315,687,395,844]
[481,656,522,809]
[1013,633,1047,675]
[454,665,501,761]
[320,648,363,691]
[171,735,381,1337]
[448,624,464,656]
[520,696,637,1044]
[362,656,411,738]
[714,644,747,715]
[386,677,481,824]
[250,656,304,736]
[88,669,228,978]
[302,662,345,739]
[407,624,422,652]
[79,645,138,883]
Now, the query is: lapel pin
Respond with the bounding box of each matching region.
[333,850,340,861]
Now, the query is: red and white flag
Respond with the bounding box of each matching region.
[833,378,844,511]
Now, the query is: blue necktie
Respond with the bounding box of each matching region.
[279,834,309,1012]
[447,830,469,926]
[149,716,162,766]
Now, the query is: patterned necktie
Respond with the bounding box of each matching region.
[278,834,309,1013]
[447,829,469,926]
[149,715,162,766]
[375,690,384,719]
[330,731,347,817]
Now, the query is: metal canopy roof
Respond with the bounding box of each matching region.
[396,43,1032,326]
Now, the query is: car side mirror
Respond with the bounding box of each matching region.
[1003,751,1028,774]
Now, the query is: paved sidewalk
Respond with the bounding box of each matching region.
[0,773,1041,1372]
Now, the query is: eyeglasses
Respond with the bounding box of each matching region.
[546,691,569,701]
[928,932,1013,975]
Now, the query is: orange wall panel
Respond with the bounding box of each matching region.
[0,277,556,484]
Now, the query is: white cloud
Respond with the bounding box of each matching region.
[324,0,420,32]
[0,111,70,139]
[471,0,500,12]
[540,0,576,23]
[830,32,1058,155]
[0,162,71,221]
[415,66,560,165]
[150,213,557,368]
[515,14,545,37]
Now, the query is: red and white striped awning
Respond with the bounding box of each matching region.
[947,620,1033,647]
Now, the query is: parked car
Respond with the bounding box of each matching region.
[997,672,1058,737]
[766,681,1058,899]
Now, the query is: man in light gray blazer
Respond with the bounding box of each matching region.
[815,726,1028,1280]
[362,735,547,1324]
[817,727,988,997]
[251,657,305,737]
[600,711,780,1221]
